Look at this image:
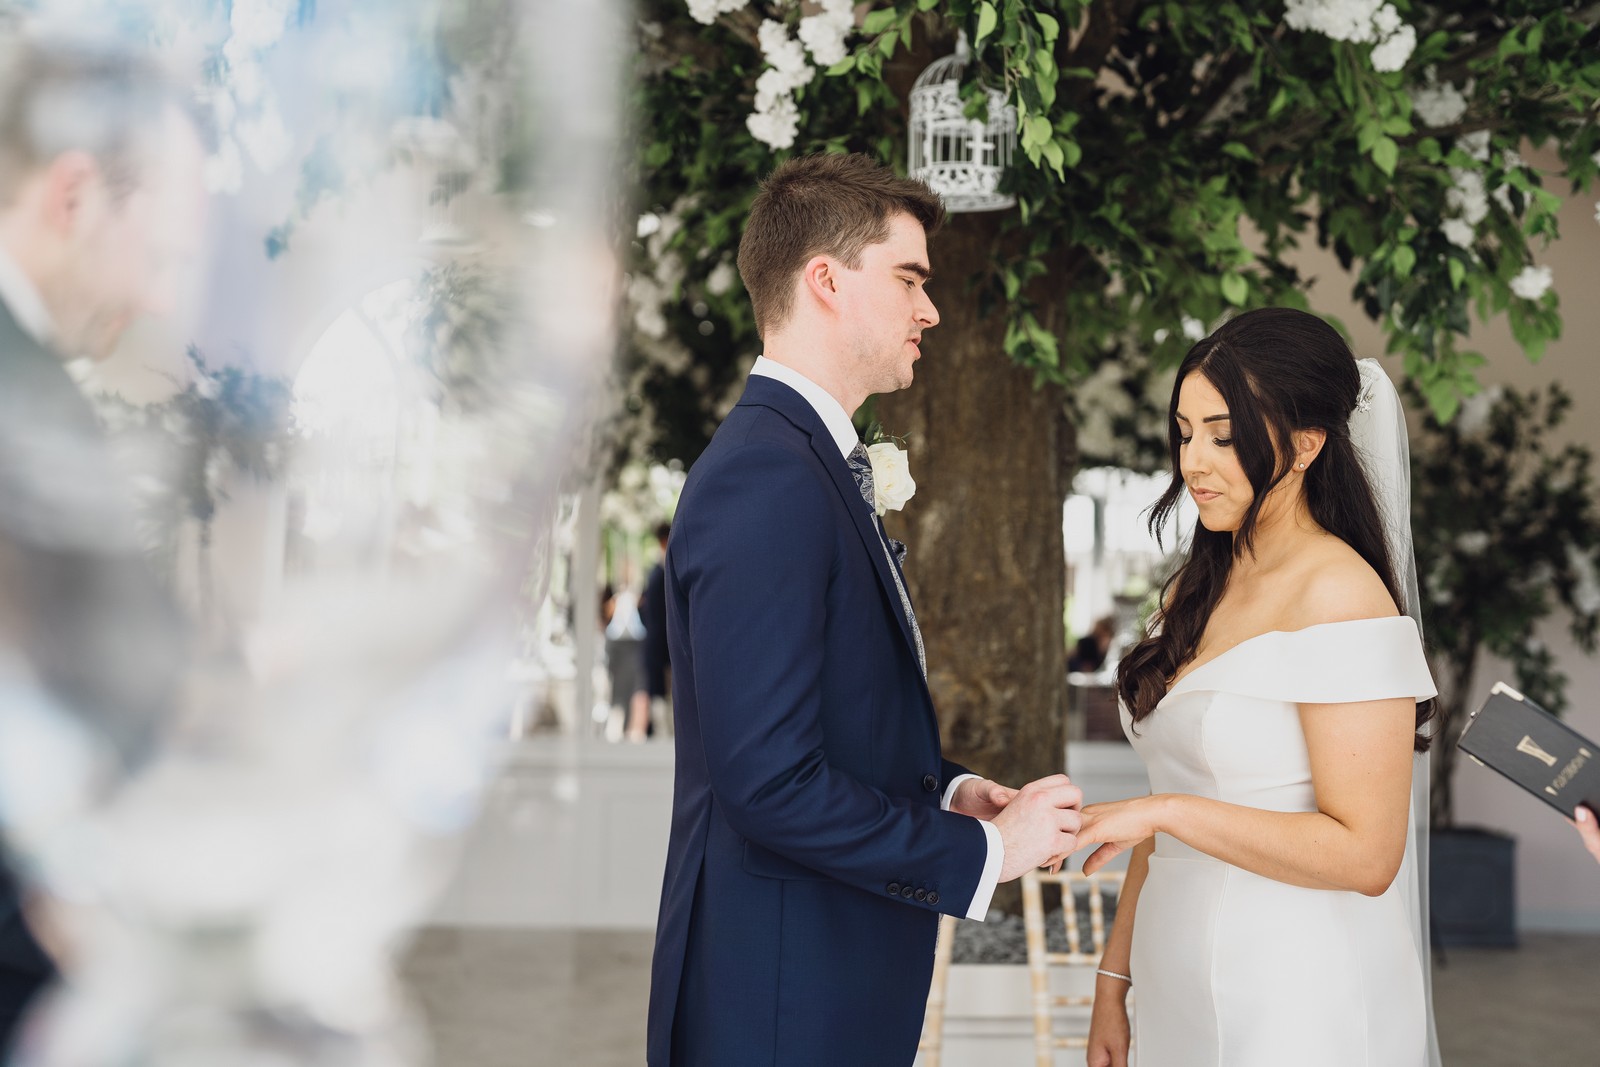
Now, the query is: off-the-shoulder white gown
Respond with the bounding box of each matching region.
[1119,616,1438,1067]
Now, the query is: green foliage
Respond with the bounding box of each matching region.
[1410,383,1600,824]
[1413,384,1600,712]
[407,262,514,413]
[94,349,296,578]
[626,1,1600,465]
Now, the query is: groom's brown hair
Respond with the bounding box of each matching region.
[738,152,943,338]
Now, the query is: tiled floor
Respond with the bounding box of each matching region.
[399,927,1600,1066]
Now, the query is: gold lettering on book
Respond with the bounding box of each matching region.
[1547,748,1591,797]
[1518,735,1559,768]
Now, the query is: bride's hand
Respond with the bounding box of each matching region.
[1086,979,1131,1067]
[1075,796,1165,876]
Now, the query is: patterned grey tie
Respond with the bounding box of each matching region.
[847,443,926,677]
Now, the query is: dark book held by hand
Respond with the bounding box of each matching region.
[1458,682,1600,819]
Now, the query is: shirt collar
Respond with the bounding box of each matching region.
[0,244,55,349]
[749,356,858,458]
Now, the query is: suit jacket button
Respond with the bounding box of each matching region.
[914,889,927,901]
[922,774,939,793]
[927,891,940,905]
[901,885,914,899]
[887,882,901,896]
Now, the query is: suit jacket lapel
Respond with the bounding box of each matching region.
[737,377,929,688]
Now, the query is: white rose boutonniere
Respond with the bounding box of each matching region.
[865,441,915,517]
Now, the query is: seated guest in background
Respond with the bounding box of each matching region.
[1068,615,1117,674]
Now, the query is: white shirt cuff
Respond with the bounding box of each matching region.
[966,819,1003,921]
[942,773,979,811]
[942,774,1003,921]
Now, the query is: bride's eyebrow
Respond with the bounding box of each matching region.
[1174,412,1231,423]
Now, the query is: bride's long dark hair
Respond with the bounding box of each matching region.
[1114,308,1435,750]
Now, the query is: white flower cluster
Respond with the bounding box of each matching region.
[1283,0,1415,72]
[798,0,855,68]
[1072,341,1176,471]
[706,260,738,297]
[628,209,687,344]
[1435,128,1525,249]
[686,0,748,25]
[1410,69,1469,128]
[689,1,855,151]
[601,462,687,534]
[1461,130,1492,162]
[1484,147,1523,215]
[1570,545,1600,618]
[747,19,812,150]
[1454,384,1503,437]
[204,0,297,193]
[1509,264,1553,301]
[1441,167,1487,249]
[1593,151,1600,225]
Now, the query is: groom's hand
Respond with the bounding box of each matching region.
[992,774,1083,882]
[948,777,1016,821]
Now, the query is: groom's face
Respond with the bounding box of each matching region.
[52,108,207,361]
[837,212,940,396]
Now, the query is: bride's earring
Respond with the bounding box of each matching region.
[1296,462,1306,471]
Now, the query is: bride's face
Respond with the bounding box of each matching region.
[1175,372,1251,532]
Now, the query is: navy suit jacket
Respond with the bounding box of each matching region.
[0,301,183,981]
[647,376,989,1067]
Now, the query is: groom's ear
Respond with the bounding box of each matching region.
[800,254,841,312]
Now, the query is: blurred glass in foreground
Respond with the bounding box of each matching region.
[0,1,625,1062]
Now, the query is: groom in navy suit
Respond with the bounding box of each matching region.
[648,153,1085,1066]
[0,29,202,1053]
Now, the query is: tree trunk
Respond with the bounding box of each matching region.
[1430,651,1478,828]
[878,211,1071,913]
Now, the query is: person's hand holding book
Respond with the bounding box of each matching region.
[1571,806,1600,865]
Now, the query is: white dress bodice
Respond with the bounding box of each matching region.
[1119,616,1437,1067]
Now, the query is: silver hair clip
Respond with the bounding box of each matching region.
[1355,382,1375,414]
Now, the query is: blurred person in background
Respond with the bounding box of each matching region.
[1068,615,1117,674]
[606,580,648,741]
[634,520,671,739]
[0,25,205,1054]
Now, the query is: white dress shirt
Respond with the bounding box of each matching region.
[0,245,55,348]
[748,356,1003,921]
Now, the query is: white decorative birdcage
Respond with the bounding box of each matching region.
[908,32,1016,213]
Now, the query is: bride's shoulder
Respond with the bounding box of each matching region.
[1288,539,1398,630]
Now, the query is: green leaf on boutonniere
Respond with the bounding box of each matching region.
[860,420,909,450]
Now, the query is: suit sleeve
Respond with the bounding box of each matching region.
[677,442,989,918]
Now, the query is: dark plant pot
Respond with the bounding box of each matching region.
[1430,826,1517,948]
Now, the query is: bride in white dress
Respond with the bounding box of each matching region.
[1075,308,1440,1067]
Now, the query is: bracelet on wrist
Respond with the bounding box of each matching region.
[1095,968,1132,984]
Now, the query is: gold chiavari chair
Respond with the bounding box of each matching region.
[1021,867,1126,1066]
[916,912,960,1066]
